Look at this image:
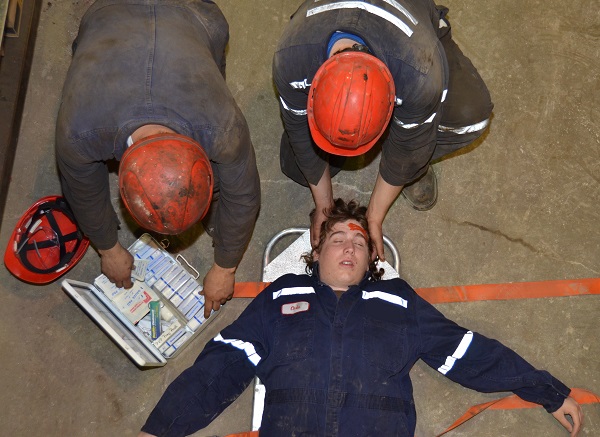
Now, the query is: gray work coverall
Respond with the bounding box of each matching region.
[56,0,260,268]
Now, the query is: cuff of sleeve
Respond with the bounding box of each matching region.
[90,220,120,251]
[543,377,572,413]
[379,157,428,187]
[140,403,190,437]
[139,410,171,437]
[516,373,571,413]
[214,247,243,269]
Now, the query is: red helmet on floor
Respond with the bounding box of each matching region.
[4,196,90,284]
[119,133,213,234]
[308,51,395,157]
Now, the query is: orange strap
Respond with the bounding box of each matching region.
[233,282,270,298]
[234,278,600,302]
[416,277,600,304]
[436,388,600,436]
[224,433,259,437]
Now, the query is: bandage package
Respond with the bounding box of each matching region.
[61,233,220,367]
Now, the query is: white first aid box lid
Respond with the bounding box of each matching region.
[62,279,167,367]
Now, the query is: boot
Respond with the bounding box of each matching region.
[401,166,437,211]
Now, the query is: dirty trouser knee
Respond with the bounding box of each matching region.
[433,7,494,161]
[279,132,345,187]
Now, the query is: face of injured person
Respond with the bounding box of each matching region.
[313,220,370,291]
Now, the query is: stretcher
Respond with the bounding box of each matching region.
[226,228,600,437]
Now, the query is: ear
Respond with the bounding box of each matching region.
[312,248,320,262]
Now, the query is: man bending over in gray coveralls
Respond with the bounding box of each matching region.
[55,0,260,317]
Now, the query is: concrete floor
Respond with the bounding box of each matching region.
[0,0,598,436]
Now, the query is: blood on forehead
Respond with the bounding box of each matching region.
[347,222,368,240]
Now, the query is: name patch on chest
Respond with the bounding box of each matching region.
[281,301,310,315]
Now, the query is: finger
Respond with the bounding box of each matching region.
[310,223,321,248]
[571,407,583,436]
[375,238,385,262]
[203,301,214,319]
[368,227,385,262]
[310,230,319,249]
[555,413,573,434]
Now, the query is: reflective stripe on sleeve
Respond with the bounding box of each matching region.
[307,1,414,37]
[437,331,473,375]
[279,96,307,116]
[381,0,418,25]
[273,286,316,300]
[441,89,448,103]
[362,290,408,308]
[214,333,261,366]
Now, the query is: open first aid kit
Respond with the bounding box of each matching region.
[61,233,219,368]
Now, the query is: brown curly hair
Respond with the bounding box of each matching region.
[302,198,384,280]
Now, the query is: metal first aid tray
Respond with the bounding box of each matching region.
[62,233,219,368]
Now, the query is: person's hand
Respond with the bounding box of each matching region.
[366,173,403,263]
[201,263,236,318]
[137,432,156,437]
[98,242,134,289]
[367,216,385,262]
[551,396,583,436]
[310,206,328,249]
[308,167,334,249]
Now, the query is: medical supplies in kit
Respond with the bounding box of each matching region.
[61,233,220,368]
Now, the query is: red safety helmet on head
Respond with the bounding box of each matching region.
[4,196,90,284]
[119,133,213,235]
[308,51,395,157]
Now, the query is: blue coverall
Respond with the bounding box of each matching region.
[141,269,570,436]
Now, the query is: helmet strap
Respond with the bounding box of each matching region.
[15,199,85,274]
[334,43,371,56]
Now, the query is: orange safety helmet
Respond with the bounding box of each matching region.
[307,51,395,157]
[4,196,90,284]
[119,133,213,234]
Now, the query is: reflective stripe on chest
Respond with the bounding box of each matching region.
[362,290,408,308]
